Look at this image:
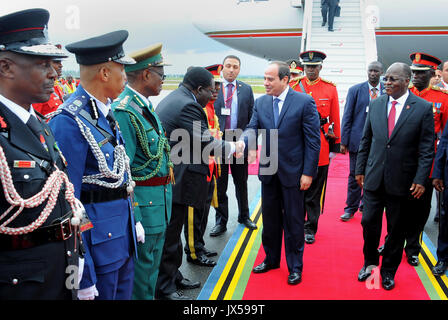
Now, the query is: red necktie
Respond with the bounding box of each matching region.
[225,83,234,130]
[388,101,397,138]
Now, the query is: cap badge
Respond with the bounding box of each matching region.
[309,52,314,60]
[415,53,421,63]
[217,65,222,74]
[290,61,297,69]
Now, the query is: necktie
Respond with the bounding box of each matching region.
[370,87,378,100]
[27,115,48,151]
[273,98,280,127]
[388,101,397,138]
[225,83,234,130]
[106,110,117,134]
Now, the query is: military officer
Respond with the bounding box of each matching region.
[49,30,138,300]
[111,43,173,300]
[286,59,304,83]
[0,8,82,300]
[183,64,224,267]
[403,52,448,265]
[293,50,341,244]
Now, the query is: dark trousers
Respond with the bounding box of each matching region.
[215,160,249,227]
[404,178,433,257]
[261,174,305,273]
[156,203,188,297]
[184,181,213,259]
[345,151,363,214]
[437,190,448,262]
[321,3,337,29]
[304,165,329,235]
[362,183,409,278]
[96,256,134,300]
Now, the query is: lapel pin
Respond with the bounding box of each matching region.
[406,105,410,110]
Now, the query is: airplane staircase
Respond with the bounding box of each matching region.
[302,0,378,114]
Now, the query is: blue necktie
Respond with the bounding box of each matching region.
[273,98,280,127]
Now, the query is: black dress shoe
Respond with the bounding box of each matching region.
[358,265,376,282]
[203,247,218,257]
[176,278,201,290]
[381,276,395,290]
[252,262,280,274]
[340,212,355,222]
[210,224,227,237]
[328,28,334,32]
[158,291,192,300]
[321,21,326,26]
[187,255,217,267]
[305,233,315,244]
[407,255,419,266]
[287,272,302,285]
[432,261,448,276]
[239,218,257,230]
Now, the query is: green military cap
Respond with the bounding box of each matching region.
[125,43,170,72]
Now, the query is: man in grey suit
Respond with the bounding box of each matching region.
[355,63,434,290]
[211,55,257,236]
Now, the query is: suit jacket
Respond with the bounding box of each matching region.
[49,85,137,289]
[155,84,233,209]
[355,92,435,196]
[112,86,172,235]
[341,81,385,153]
[243,87,321,187]
[215,79,254,135]
[0,103,77,299]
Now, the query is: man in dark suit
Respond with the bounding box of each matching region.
[355,63,435,290]
[340,61,384,221]
[155,67,242,299]
[321,0,340,32]
[0,8,79,300]
[211,55,257,237]
[244,61,320,285]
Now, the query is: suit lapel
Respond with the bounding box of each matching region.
[389,93,415,140]
[0,103,51,161]
[266,95,275,128]
[277,88,293,127]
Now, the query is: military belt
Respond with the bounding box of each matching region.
[80,187,128,204]
[135,175,171,187]
[0,213,73,251]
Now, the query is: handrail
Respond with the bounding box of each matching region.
[360,0,379,68]
[300,0,314,53]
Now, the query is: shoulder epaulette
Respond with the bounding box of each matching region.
[431,85,448,95]
[112,95,131,111]
[321,78,336,86]
[60,94,89,117]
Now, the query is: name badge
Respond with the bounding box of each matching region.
[221,108,231,116]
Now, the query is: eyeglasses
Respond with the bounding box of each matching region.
[149,69,166,81]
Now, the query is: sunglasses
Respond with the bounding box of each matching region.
[149,69,166,80]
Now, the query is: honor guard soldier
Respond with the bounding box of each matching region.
[403,52,448,266]
[294,50,341,244]
[111,43,173,300]
[0,8,85,300]
[49,30,138,300]
[286,59,304,83]
[183,64,225,267]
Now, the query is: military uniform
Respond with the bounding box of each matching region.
[294,50,341,242]
[49,31,137,300]
[0,9,80,300]
[112,43,173,300]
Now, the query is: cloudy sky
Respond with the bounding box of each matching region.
[2,0,268,76]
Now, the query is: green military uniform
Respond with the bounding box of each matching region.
[112,44,173,300]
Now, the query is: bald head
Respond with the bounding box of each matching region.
[387,62,411,80]
[384,62,411,99]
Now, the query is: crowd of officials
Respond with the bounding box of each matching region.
[1,8,448,300]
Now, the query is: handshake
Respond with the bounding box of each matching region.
[232,140,246,159]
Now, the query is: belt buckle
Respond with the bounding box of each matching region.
[60,217,72,241]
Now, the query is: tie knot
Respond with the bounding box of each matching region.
[274,98,281,104]
[227,83,234,89]
[391,100,398,107]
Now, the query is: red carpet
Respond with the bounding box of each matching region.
[243,153,430,300]
[228,147,261,175]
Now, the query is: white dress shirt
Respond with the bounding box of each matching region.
[273,85,290,115]
[0,94,37,123]
[387,90,409,126]
[83,89,112,118]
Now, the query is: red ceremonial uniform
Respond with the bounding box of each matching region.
[290,76,341,166]
[410,85,448,134]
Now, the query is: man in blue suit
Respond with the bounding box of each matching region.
[340,61,384,221]
[49,31,138,300]
[243,61,320,285]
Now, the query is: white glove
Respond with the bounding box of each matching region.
[329,152,337,160]
[136,221,145,244]
[78,285,99,300]
[78,257,85,286]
